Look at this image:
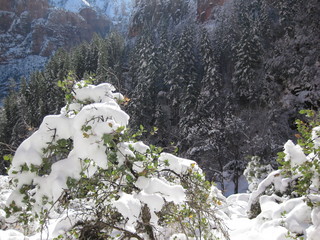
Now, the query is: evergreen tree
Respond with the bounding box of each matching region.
[165,26,199,127]
[197,28,222,116]
[96,33,127,92]
[84,35,99,75]
[231,0,263,102]
[277,0,300,37]
[72,43,88,78]
[129,35,159,129]
[44,48,70,84]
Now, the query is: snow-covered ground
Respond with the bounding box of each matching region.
[1,173,319,239]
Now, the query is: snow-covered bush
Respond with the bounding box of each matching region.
[246,110,320,238]
[278,110,320,206]
[5,79,228,239]
[244,156,274,192]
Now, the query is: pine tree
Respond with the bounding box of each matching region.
[165,26,199,127]
[84,34,99,75]
[45,48,70,83]
[197,28,222,116]
[231,0,263,102]
[96,33,126,90]
[72,43,88,78]
[129,34,159,129]
[277,0,300,37]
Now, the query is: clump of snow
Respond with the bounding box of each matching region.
[244,156,274,192]
[135,176,186,204]
[284,140,307,167]
[312,126,320,148]
[169,233,192,240]
[241,127,320,239]
[0,229,25,240]
[158,152,199,174]
[306,207,320,239]
[113,192,142,233]
[227,193,317,240]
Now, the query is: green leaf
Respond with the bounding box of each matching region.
[116,126,125,133]
[103,134,114,144]
[3,154,13,162]
[126,174,134,183]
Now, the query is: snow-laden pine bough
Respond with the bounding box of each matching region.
[5,80,230,240]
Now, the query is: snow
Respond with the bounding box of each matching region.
[169,233,192,240]
[312,126,320,148]
[7,81,129,212]
[49,0,92,12]
[158,152,199,174]
[284,140,308,167]
[48,0,134,25]
[226,193,316,240]
[135,177,186,204]
[65,0,90,12]
[223,174,249,196]
[113,192,142,232]
[0,55,47,98]
[0,229,25,240]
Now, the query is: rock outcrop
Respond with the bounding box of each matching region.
[0,0,133,98]
[197,0,226,22]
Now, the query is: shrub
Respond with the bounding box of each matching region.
[277,110,320,207]
[244,156,273,192]
[5,78,229,240]
[248,110,320,219]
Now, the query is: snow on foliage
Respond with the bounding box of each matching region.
[4,80,228,239]
[7,82,128,210]
[284,140,308,167]
[243,156,274,192]
[244,124,320,239]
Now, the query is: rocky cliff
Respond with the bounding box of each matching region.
[197,0,226,22]
[0,0,133,98]
[48,0,134,28]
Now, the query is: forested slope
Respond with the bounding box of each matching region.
[0,0,319,193]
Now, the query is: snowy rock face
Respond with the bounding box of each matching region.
[48,0,134,24]
[197,0,226,22]
[0,0,133,98]
[129,0,227,36]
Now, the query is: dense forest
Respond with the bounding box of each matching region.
[0,0,319,193]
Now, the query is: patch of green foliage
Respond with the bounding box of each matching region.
[277,110,320,207]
